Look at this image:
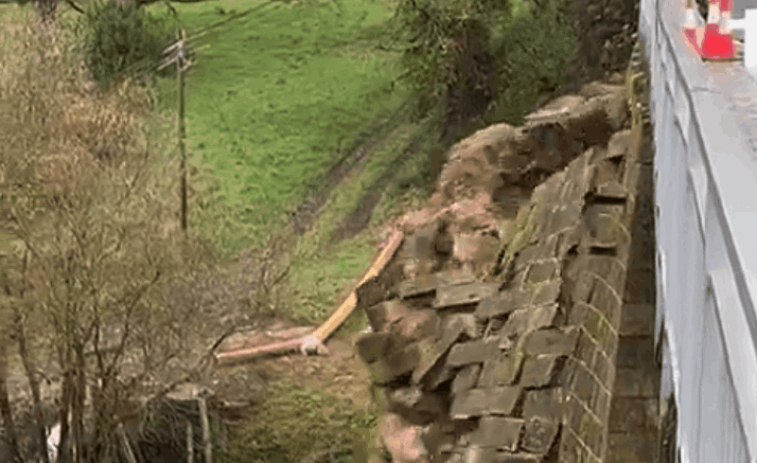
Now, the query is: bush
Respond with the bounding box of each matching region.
[74,0,179,87]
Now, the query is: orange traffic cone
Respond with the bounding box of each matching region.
[702,0,736,59]
[684,0,704,56]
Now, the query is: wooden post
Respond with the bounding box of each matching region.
[177,30,188,232]
[186,420,194,463]
[116,423,138,463]
[198,397,212,463]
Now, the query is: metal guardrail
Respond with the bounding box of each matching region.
[639,0,757,460]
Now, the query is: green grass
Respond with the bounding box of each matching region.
[143,0,405,253]
[217,379,379,463]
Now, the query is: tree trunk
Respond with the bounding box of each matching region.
[15,314,50,463]
[0,339,23,463]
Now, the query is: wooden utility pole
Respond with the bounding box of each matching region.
[178,31,188,231]
[160,31,193,231]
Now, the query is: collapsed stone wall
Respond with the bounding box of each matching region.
[357,76,647,462]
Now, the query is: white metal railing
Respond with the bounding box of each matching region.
[640,0,757,461]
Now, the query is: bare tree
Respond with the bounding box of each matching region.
[1,12,212,463]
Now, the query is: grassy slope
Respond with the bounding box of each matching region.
[147,0,407,253]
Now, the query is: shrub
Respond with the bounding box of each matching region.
[74,0,179,87]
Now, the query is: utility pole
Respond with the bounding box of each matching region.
[160,31,193,231]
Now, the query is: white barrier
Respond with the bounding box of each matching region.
[639,0,757,461]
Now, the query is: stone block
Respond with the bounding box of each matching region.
[502,304,559,340]
[434,282,500,310]
[392,309,438,342]
[463,446,497,463]
[614,335,654,370]
[521,416,560,455]
[412,337,453,386]
[526,260,559,285]
[404,226,437,260]
[366,300,411,332]
[469,416,524,451]
[368,342,420,385]
[592,384,611,424]
[572,327,598,366]
[356,332,396,365]
[571,272,596,305]
[558,226,584,257]
[577,412,604,458]
[523,327,580,357]
[585,255,626,294]
[589,278,622,329]
[517,233,561,263]
[613,367,657,398]
[523,387,564,422]
[398,273,438,299]
[530,279,563,306]
[520,354,562,388]
[562,392,588,432]
[545,204,582,235]
[608,397,658,433]
[448,338,501,367]
[452,364,482,396]
[388,385,423,408]
[570,363,598,409]
[618,304,655,337]
[449,386,522,419]
[622,266,656,305]
[606,429,657,463]
[557,428,589,463]
[476,291,524,320]
[592,350,615,391]
[356,276,388,309]
[494,452,543,462]
[478,351,524,388]
[593,180,627,201]
[437,269,479,287]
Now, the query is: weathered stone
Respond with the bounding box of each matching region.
[605,130,631,161]
[519,354,561,388]
[388,385,424,408]
[570,362,598,408]
[366,300,411,332]
[592,350,614,391]
[368,343,420,385]
[526,260,559,285]
[501,304,559,341]
[557,226,584,257]
[588,276,622,328]
[573,327,598,366]
[584,255,625,293]
[469,416,524,450]
[478,349,525,388]
[463,446,496,463]
[545,204,582,235]
[614,335,654,370]
[593,180,627,201]
[356,332,396,365]
[577,411,604,458]
[613,367,657,398]
[476,293,516,320]
[618,303,655,336]
[356,276,388,309]
[437,269,478,287]
[494,451,543,463]
[530,279,562,306]
[411,337,450,386]
[516,233,560,264]
[449,386,522,419]
[592,384,611,424]
[452,364,482,396]
[523,327,579,357]
[393,310,438,342]
[608,397,658,434]
[398,273,438,299]
[434,282,499,310]
[522,387,564,422]
[378,413,429,463]
[447,338,500,367]
[521,416,560,454]
[571,272,596,305]
[404,226,437,260]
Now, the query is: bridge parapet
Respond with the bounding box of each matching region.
[640,0,757,460]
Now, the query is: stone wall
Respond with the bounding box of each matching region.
[355,69,654,462]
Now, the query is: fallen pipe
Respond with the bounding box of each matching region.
[214,230,404,366]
